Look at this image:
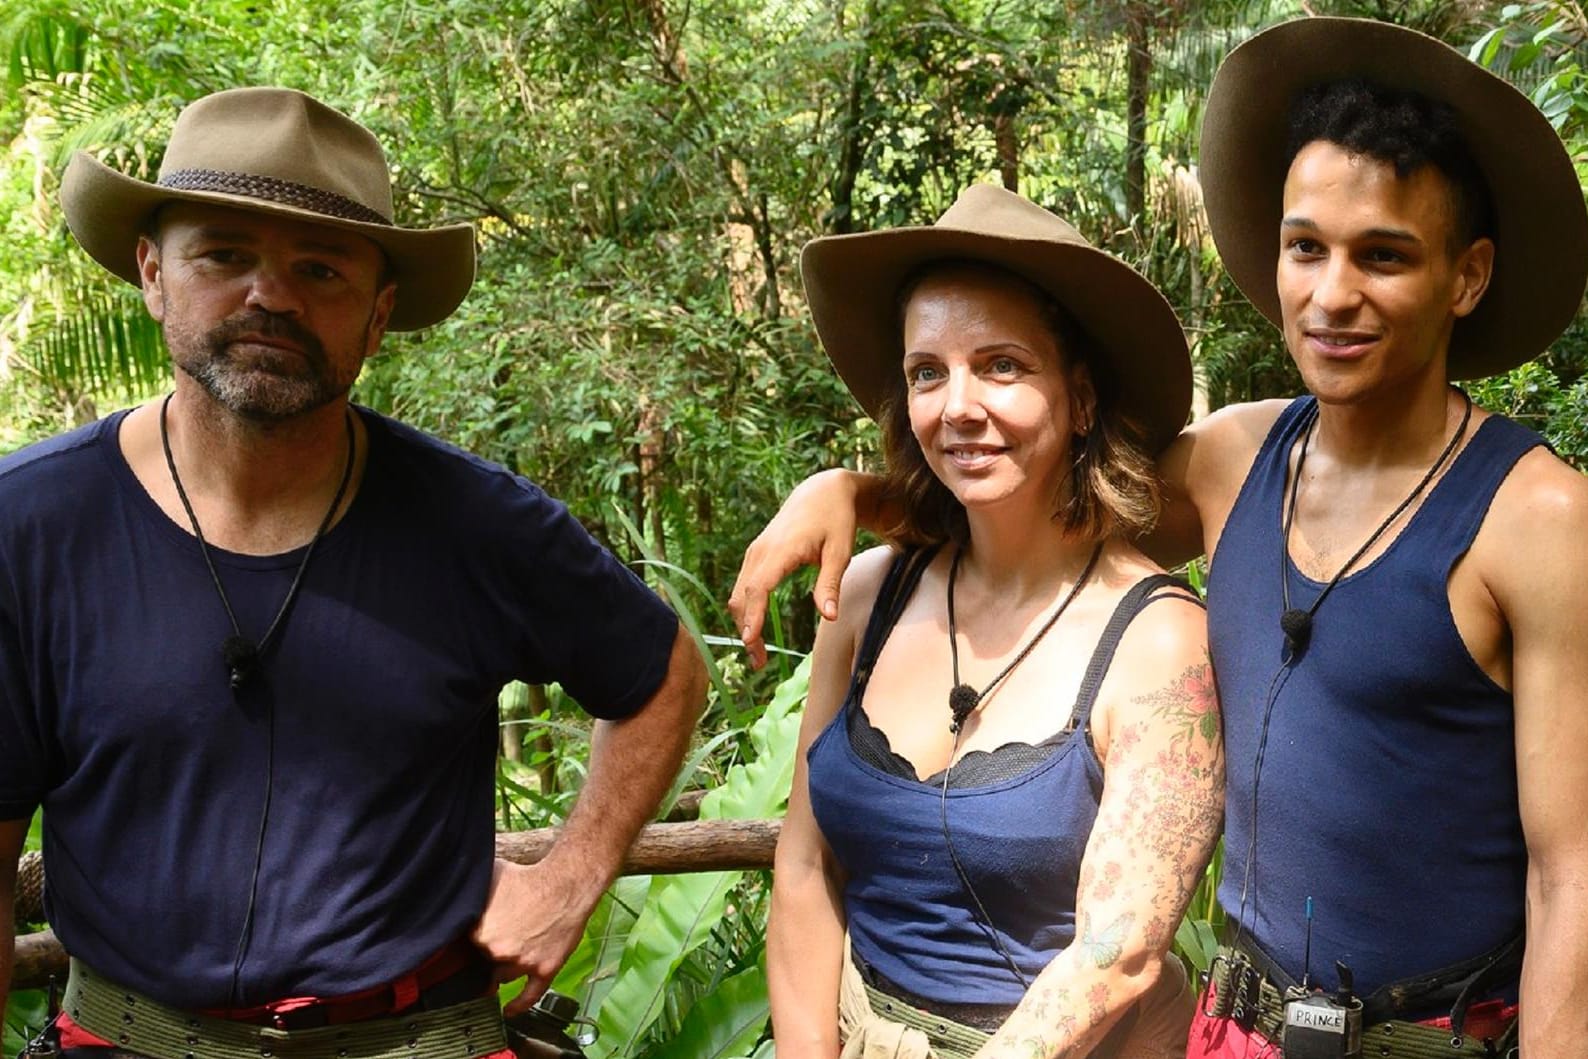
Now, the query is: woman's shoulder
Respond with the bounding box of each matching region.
[1090,548,1215,759]
[835,544,915,631]
[1097,540,1199,599]
[1097,541,1207,661]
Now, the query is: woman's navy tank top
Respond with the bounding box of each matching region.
[806,549,1189,1006]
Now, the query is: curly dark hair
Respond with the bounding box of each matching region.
[875,260,1161,549]
[1286,78,1495,254]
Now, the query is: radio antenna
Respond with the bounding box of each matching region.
[1301,896,1314,990]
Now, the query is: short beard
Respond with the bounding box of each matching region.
[171,309,365,422]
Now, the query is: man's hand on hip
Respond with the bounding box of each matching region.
[472,856,603,1016]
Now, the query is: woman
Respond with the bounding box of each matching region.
[768,185,1224,1059]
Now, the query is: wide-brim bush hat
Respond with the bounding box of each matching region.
[801,184,1192,454]
[61,86,476,332]
[1200,16,1588,379]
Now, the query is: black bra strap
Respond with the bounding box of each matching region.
[1066,573,1202,733]
[845,545,942,708]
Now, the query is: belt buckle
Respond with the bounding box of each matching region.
[271,1007,331,1031]
[1230,963,1262,1033]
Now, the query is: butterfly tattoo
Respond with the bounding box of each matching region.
[1080,910,1135,969]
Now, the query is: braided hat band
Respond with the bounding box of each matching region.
[158,169,393,228]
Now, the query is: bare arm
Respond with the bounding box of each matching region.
[1,816,26,1025]
[768,549,889,1059]
[976,600,1224,1059]
[728,470,888,670]
[1140,401,1284,570]
[1489,454,1588,1052]
[473,625,706,1014]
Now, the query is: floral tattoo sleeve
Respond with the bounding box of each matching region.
[975,649,1224,1059]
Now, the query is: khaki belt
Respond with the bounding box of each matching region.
[858,980,989,1059]
[1205,946,1517,1058]
[63,960,509,1059]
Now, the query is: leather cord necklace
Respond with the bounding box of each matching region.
[945,540,1104,733]
[159,394,356,690]
[1279,389,1473,659]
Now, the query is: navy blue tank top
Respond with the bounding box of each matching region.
[1209,396,1540,998]
[806,549,1189,1006]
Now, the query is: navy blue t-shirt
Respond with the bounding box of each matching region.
[0,407,678,1008]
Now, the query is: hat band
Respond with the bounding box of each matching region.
[158,168,392,227]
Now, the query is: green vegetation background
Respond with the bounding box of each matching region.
[4,1,1586,1056]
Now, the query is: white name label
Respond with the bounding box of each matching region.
[1286,1004,1346,1032]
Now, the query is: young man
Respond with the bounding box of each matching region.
[729,18,1588,1056]
[0,87,706,1056]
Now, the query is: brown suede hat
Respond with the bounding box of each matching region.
[801,184,1192,454]
[60,87,476,332]
[1200,16,1588,379]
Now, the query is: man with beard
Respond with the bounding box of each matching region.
[728,17,1588,1056]
[0,87,706,1058]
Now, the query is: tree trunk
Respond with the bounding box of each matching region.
[637,0,686,78]
[830,0,878,233]
[754,191,781,319]
[1124,2,1151,237]
[526,684,554,796]
[637,401,667,580]
[994,112,1019,192]
[500,682,530,764]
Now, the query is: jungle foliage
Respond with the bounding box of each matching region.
[4,1,1587,1056]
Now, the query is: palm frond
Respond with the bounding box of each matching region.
[15,275,167,396]
[0,2,91,89]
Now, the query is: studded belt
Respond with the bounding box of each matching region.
[62,960,508,1059]
[857,979,989,1059]
[1205,945,1519,1058]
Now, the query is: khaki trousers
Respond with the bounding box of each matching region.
[835,942,1192,1059]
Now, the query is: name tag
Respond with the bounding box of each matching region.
[1286,1003,1346,1032]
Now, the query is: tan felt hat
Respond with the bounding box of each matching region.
[801,184,1192,454]
[61,87,476,332]
[1200,16,1588,379]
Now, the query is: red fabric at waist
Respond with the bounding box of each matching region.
[54,1011,114,1050]
[1419,998,1518,1044]
[1185,985,1518,1058]
[212,938,484,1025]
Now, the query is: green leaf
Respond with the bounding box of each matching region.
[1198,711,1217,744]
[3,989,49,1059]
[661,726,744,818]
[551,874,653,1011]
[698,654,808,822]
[644,965,769,1059]
[588,658,808,1057]
[1173,916,1219,974]
[590,870,739,1057]
[1468,26,1505,68]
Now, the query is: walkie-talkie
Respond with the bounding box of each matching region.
[16,977,60,1059]
[1281,899,1363,1058]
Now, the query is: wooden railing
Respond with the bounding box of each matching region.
[9,818,780,993]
